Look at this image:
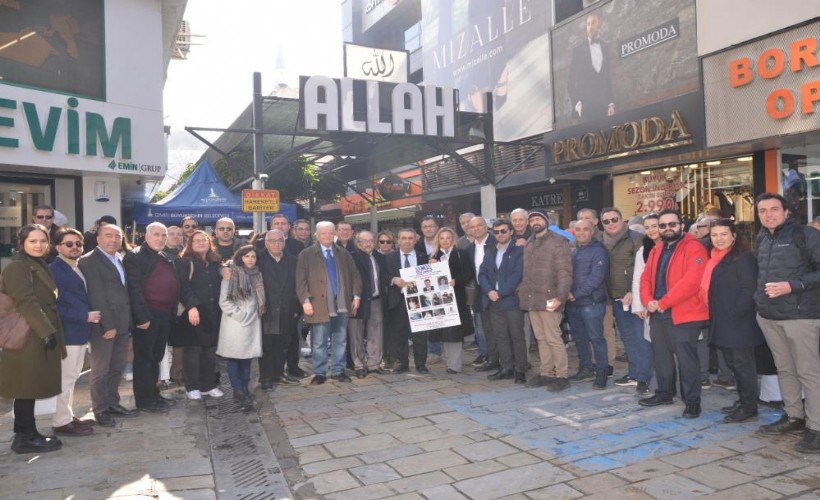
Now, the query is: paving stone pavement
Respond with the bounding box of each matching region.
[2,348,820,499]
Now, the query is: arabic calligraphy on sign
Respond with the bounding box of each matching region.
[362,50,395,78]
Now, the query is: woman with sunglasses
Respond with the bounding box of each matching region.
[376,230,395,255]
[217,245,265,408]
[701,219,764,423]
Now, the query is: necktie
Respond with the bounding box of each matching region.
[325,249,338,296]
[404,253,411,268]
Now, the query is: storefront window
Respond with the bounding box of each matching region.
[781,147,820,225]
[0,181,51,266]
[613,156,756,241]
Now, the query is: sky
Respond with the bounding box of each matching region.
[162,0,343,190]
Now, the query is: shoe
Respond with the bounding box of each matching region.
[525,375,549,388]
[701,378,713,389]
[488,369,514,381]
[369,367,389,375]
[592,373,607,390]
[393,365,409,374]
[569,367,595,382]
[137,400,169,413]
[475,361,499,372]
[355,369,367,379]
[724,408,758,423]
[794,429,820,454]
[272,376,300,386]
[73,417,95,426]
[11,433,62,454]
[514,372,526,384]
[757,398,784,409]
[636,382,651,395]
[332,372,352,382]
[233,391,247,404]
[108,404,139,417]
[639,395,674,407]
[311,375,326,385]
[713,379,737,390]
[759,415,806,435]
[53,421,94,436]
[187,390,202,400]
[547,378,570,392]
[288,367,308,378]
[471,355,487,366]
[260,381,273,391]
[721,400,741,414]
[94,411,116,427]
[682,402,702,418]
[204,387,224,397]
[615,353,628,363]
[446,368,458,374]
[158,394,177,405]
[613,375,638,387]
[417,366,430,374]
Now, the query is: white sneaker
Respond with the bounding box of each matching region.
[204,387,224,398]
[187,390,202,400]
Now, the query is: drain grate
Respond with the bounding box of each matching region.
[206,386,292,499]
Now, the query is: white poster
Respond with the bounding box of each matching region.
[400,261,461,333]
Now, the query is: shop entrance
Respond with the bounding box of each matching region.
[0,176,53,269]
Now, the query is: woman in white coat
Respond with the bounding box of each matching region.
[217,245,265,407]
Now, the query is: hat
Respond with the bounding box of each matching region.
[527,208,549,223]
[99,215,117,225]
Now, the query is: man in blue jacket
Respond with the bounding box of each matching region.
[566,219,611,389]
[479,220,526,383]
[50,228,99,436]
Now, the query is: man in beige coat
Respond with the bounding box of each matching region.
[296,221,362,385]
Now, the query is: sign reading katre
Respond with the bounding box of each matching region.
[242,189,280,213]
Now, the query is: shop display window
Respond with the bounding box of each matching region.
[781,148,820,225]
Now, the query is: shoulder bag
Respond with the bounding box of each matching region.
[0,274,32,350]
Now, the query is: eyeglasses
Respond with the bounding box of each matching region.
[493,229,509,235]
[601,217,620,225]
[60,241,83,248]
[35,215,53,220]
[378,239,392,244]
[215,227,233,231]
[658,222,680,229]
[182,224,197,229]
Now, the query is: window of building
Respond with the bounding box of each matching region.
[781,147,820,225]
[405,22,421,52]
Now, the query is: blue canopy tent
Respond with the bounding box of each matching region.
[133,159,295,225]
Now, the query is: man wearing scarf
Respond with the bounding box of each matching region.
[296,221,362,385]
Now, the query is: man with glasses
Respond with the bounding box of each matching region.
[639,209,709,418]
[32,205,59,262]
[258,229,301,389]
[292,219,312,248]
[214,217,243,262]
[79,224,137,427]
[349,231,387,378]
[180,217,198,244]
[600,207,652,395]
[478,220,526,383]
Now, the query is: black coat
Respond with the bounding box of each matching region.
[428,248,475,342]
[258,251,299,336]
[178,258,222,346]
[708,250,765,349]
[351,250,386,320]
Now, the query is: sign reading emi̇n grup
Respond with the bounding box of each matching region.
[241,189,280,213]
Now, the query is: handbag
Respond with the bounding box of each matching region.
[0,279,32,350]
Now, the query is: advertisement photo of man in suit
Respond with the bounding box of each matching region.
[568,12,616,121]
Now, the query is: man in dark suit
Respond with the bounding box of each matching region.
[78,224,138,427]
[335,221,357,253]
[257,229,301,389]
[349,230,387,378]
[383,228,430,373]
[568,12,615,121]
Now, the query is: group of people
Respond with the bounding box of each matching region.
[1,193,817,457]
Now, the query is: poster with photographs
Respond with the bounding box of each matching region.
[400,262,461,333]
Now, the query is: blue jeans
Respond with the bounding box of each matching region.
[312,315,349,376]
[472,306,487,357]
[612,299,653,383]
[567,302,607,378]
[226,358,251,393]
[428,341,442,356]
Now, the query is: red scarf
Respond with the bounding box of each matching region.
[700,245,731,307]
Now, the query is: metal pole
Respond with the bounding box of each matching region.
[252,72,266,235]
[370,177,378,234]
[481,92,497,220]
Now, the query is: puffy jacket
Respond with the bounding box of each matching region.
[517,230,573,312]
[754,220,820,320]
[604,228,643,298]
[570,238,609,305]
[640,233,709,325]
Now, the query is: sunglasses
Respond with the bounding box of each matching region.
[60,241,83,248]
[658,222,680,229]
[35,215,53,220]
[493,229,509,235]
[183,224,197,229]
[601,217,620,225]
[378,239,392,244]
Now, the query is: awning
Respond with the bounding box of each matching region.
[344,206,420,225]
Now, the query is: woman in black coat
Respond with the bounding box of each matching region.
[702,219,764,423]
[179,230,225,400]
[429,227,475,374]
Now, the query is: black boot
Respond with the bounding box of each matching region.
[11,433,62,454]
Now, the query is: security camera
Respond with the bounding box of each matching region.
[259,173,269,180]
[548,177,556,184]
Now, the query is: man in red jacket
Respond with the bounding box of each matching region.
[639,209,709,418]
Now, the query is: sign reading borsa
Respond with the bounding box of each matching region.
[242,189,280,213]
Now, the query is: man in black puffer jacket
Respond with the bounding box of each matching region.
[753,193,820,454]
